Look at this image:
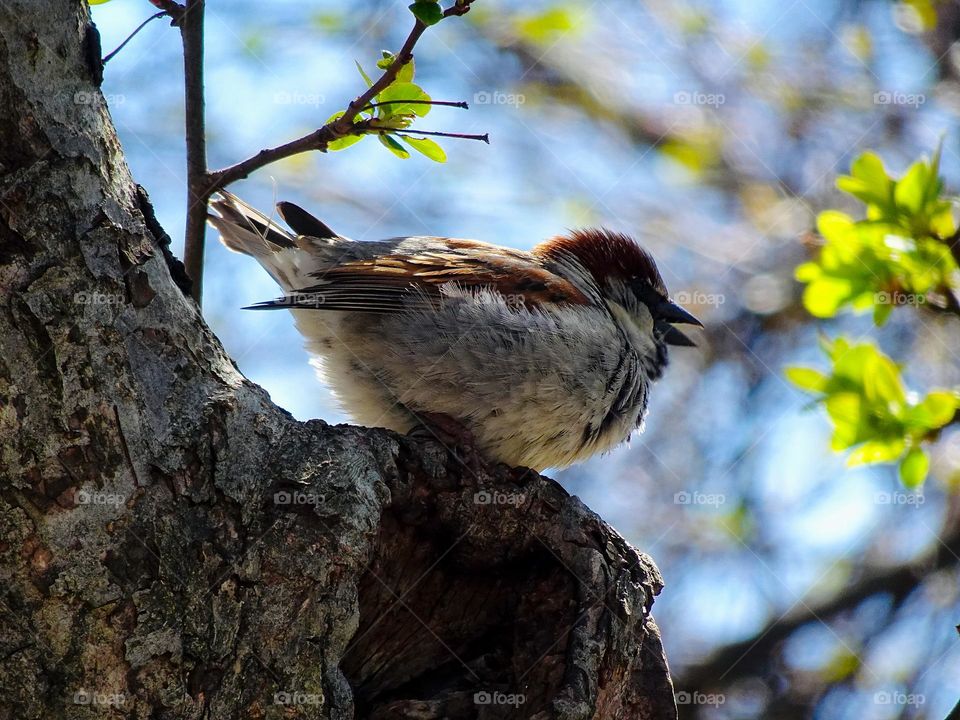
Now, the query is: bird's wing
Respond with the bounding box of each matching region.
[245,238,591,313]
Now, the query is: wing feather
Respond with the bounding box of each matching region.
[251,240,590,313]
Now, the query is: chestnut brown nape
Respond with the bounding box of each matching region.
[533,228,668,296]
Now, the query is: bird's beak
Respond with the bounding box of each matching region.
[656,300,703,327]
[655,300,702,347]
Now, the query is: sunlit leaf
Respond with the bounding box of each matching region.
[377,82,432,117]
[328,134,364,151]
[894,160,929,216]
[873,302,893,325]
[816,210,855,240]
[909,391,959,429]
[378,133,410,159]
[785,367,829,394]
[862,352,906,407]
[802,277,853,317]
[398,58,415,83]
[355,61,373,88]
[847,439,905,467]
[400,135,447,162]
[899,447,929,488]
[514,6,583,44]
[409,1,443,26]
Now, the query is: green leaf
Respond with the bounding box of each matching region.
[409,1,444,25]
[400,135,447,162]
[826,393,863,450]
[377,82,432,118]
[894,160,929,216]
[821,649,862,683]
[785,367,829,394]
[397,58,415,83]
[514,6,582,44]
[355,61,373,88]
[851,152,891,190]
[847,439,905,467]
[924,138,944,209]
[899,448,929,488]
[873,302,893,326]
[802,276,853,317]
[862,352,906,407]
[323,111,367,151]
[378,133,410,159]
[911,391,958,428]
[816,210,855,240]
[328,134,364,151]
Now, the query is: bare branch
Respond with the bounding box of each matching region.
[388,129,489,143]
[677,520,960,692]
[363,99,470,111]
[102,11,167,64]
[180,0,207,303]
[147,0,185,23]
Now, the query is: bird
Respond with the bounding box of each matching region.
[209,192,701,471]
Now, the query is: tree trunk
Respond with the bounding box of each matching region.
[0,3,676,718]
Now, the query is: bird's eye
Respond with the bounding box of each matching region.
[631,280,665,309]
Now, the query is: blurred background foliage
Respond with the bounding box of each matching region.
[92,0,960,717]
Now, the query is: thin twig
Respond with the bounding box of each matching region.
[180,0,207,303]
[388,129,489,143]
[103,11,167,64]
[363,99,469,111]
[208,0,476,190]
[147,0,186,23]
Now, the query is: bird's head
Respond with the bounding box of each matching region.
[534,229,702,378]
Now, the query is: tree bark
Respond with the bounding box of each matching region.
[0,3,676,718]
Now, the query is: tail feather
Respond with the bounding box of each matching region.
[209,192,305,288]
[277,201,338,239]
[208,191,295,256]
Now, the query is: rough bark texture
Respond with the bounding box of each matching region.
[0,2,676,718]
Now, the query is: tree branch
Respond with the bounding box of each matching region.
[387,128,490,143]
[102,11,167,64]
[677,521,960,692]
[207,0,476,190]
[180,0,206,304]
[3,4,677,716]
[147,0,185,21]
[364,99,470,111]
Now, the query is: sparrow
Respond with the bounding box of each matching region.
[209,192,701,471]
